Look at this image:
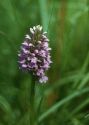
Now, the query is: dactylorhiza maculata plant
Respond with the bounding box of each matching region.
[18,25,52,83]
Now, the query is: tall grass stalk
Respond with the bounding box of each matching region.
[30,75,36,125]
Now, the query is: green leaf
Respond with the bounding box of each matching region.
[38,0,48,31]
[38,87,89,122]
[0,95,12,114]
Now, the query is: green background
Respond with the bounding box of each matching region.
[0,0,89,125]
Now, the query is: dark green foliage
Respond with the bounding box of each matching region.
[0,0,89,125]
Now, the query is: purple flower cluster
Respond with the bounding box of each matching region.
[18,25,52,83]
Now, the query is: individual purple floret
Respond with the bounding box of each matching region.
[18,25,52,83]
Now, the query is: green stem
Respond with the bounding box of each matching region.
[30,75,36,125]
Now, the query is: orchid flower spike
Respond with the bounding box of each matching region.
[18,25,52,83]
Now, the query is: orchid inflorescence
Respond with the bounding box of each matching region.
[18,25,52,83]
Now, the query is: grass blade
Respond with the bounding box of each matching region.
[38,87,89,122]
[38,0,48,31]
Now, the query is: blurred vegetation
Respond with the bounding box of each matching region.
[0,0,89,125]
